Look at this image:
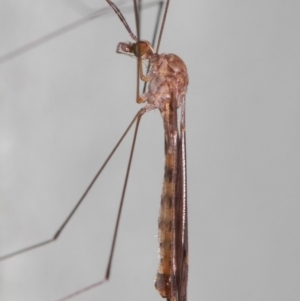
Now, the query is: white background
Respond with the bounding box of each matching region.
[0,0,300,301]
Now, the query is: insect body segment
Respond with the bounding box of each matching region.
[140,53,188,107]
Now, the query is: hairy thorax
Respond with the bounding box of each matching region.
[140,53,188,109]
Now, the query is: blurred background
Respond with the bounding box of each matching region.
[0,0,300,300]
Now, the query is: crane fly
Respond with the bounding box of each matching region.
[0,0,189,300]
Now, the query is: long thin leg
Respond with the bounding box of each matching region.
[56,110,145,301]
[155,0,170,54]
[0,108,144,261]
[134,0,142,101]
[104,112,142,280]
[142,0,164,93]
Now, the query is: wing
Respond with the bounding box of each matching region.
[155,89,188,301]
[174,99,188,301]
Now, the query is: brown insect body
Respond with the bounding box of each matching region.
[118,38,189,301]
[151,54,188,301]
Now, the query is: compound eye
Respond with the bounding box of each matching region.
[133,41,149,58]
